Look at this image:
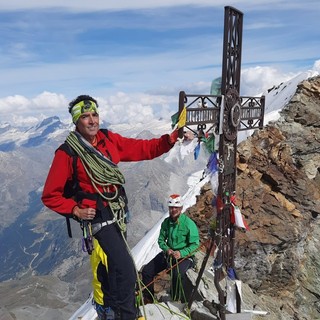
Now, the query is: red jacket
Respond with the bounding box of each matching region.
[42,129,173,215]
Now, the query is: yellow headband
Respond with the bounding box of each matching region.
[70,100,99,124]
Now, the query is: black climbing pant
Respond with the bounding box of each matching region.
[94,224,137,320]
[141,251,193,303]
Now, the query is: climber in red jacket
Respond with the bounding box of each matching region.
[42,94,179,320]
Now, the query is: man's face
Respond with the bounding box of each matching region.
[76,111,100,141]
[169,206,182,221]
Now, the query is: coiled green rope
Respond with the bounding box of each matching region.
[66,131,127,231]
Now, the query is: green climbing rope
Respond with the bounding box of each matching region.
[65,131,127,231]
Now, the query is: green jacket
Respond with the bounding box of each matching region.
[158,214,200,258]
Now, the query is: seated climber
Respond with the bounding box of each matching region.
[141,194,200,303]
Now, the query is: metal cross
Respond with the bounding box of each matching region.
[178,6,265,319]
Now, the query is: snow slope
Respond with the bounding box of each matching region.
[69,70,318,320]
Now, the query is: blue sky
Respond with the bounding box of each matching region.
[0,0,319,126]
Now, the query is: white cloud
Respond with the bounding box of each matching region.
[0,2,318,103]
[245,22,285,30]
[0,62,318,128]
[32,92,67,113]
[97,92,173,125]
[241,66,296,96]
[312,60,320,73]
[0,95,31,113]
[32,92,67,109]
[0,1,319,127]
[0,0,314,12]
[0,92,68,127]
[102,102,155,125]
[0,1,262,12]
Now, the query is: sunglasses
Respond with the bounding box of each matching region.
[81,100,97,113]
[69,99,98,113]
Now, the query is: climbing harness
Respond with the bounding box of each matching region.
[57,130,130,256]
[91,218,117,235]
[138,245,200,302]
[65,131,128,234]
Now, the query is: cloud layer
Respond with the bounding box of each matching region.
[2,60,319,127]
[0,1,319,126]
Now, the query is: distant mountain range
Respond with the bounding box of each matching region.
[0,116,67,151]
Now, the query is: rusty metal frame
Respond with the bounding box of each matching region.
[178,93,265,134]
[221,6,243,95]
[178,91,221,137]
[238,96,265,131]
[215,8,244,319]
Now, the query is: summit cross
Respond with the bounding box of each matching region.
[178,6,265,320]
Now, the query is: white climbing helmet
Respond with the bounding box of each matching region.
[168,194,183,207]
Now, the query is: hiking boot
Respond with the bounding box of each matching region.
[93,300,115,320]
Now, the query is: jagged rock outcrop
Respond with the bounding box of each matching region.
[235,76,320,319]
[185,76,320,319]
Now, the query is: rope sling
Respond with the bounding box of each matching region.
[65,131,127,232]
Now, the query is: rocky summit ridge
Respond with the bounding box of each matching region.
[185,76,320,319]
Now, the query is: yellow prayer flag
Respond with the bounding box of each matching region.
[177,106,187,129]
